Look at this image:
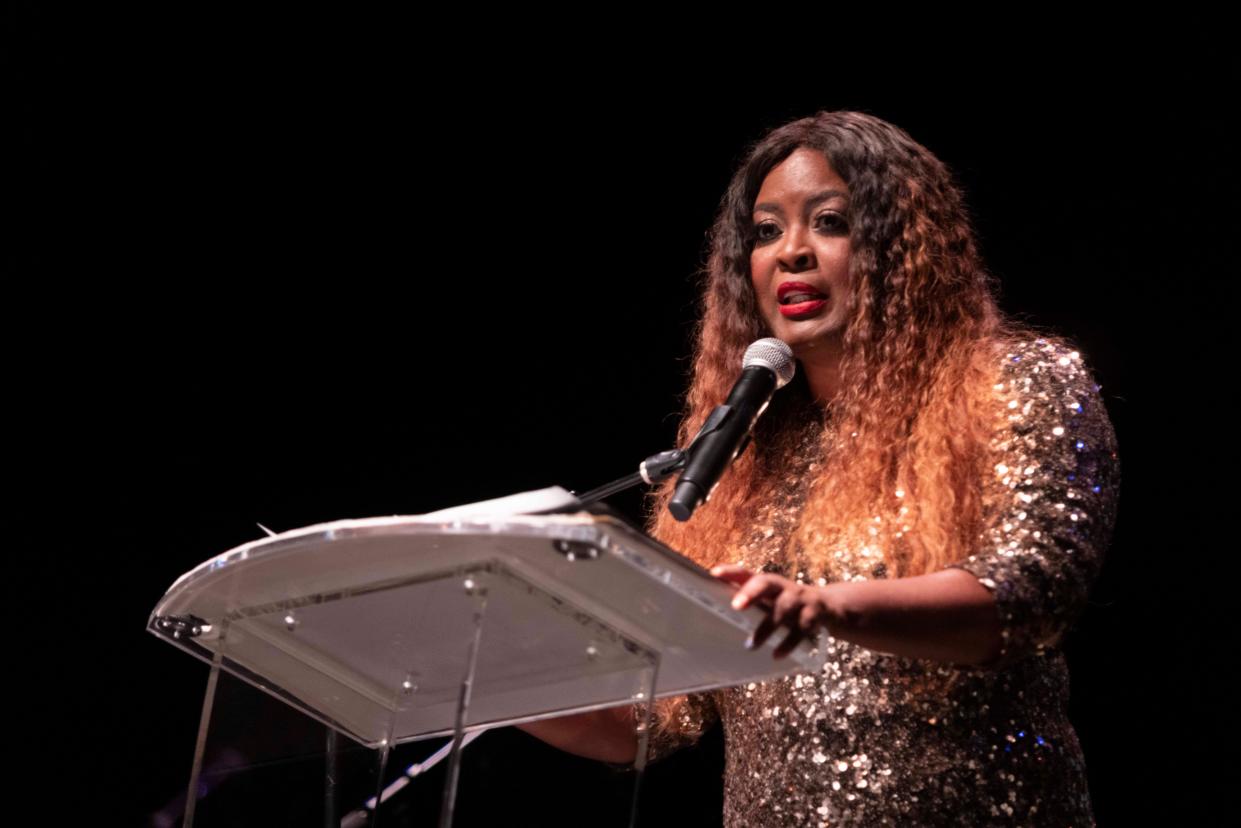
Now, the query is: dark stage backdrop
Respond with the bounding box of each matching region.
[14,9,1232,825]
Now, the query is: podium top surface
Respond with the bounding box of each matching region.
[149,487,828,745]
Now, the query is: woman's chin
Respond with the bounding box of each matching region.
[778,326,844,356]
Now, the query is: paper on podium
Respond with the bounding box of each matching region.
[418,485,582,520]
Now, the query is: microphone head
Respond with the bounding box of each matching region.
[743,338,796,388]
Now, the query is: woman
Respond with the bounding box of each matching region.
[522,111,1118,826]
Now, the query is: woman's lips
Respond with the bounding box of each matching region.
[778,297,828,318]
[776,281,827,319]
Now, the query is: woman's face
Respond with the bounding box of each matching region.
[749,147,853,357]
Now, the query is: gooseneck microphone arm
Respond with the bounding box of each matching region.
[572,407,728,507]
[573,448,689,506]
[573,338,795,521]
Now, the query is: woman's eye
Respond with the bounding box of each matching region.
[754,222,779,242]
[815,213,847,232]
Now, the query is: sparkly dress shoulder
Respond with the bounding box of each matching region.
[647,339,1120,827]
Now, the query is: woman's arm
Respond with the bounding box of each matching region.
[514,705,638,764]
[714,565,1003,666]
[827,569,1004,664]
[517,693,720,766]
[944,340,1119,667]
[718,340,1119,670]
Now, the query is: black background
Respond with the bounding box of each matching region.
[12,8,1234,825]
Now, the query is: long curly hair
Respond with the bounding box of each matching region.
[645,110,1029,584]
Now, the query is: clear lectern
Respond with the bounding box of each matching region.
[149,487,826,826]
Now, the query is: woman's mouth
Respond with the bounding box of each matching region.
[777,283,829,319]
[778,297,829,318]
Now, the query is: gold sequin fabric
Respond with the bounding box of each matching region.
[648,339,1119,826]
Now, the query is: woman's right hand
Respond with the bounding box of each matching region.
[710,563,843,658]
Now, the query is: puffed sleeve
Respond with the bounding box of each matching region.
[947,339,1120,668]
[643,691,720,764]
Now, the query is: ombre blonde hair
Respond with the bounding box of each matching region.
[644,111,1039,581]
[642,110,1051,745]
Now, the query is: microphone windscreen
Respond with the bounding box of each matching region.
[743,338,796,388]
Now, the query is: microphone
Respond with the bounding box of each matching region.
[669,338,795,521]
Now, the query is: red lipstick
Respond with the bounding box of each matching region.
[777,281,828,319]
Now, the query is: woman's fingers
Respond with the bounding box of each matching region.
[719,576,824,660]
[751,610,812,657]
[728,573,785,610]
[770,587,804,627]
[709,568,822,656]
[748,613,779,651]
[772,627,805,659]
[710,563,753,586]
[798,601,824,633]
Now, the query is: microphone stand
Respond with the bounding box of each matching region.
[573,405,740,509]
[573,449,685,506]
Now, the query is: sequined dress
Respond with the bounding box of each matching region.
[648,339,1119,827]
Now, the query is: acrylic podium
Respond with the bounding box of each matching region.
[149,487,827,827]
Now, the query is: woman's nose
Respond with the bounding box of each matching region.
[777,223,815,271]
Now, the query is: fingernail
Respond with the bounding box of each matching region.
[731,595,746,609]
[710,566,723,575]
[744,634,756,650]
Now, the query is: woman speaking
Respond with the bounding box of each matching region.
[521,110,1118,826]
